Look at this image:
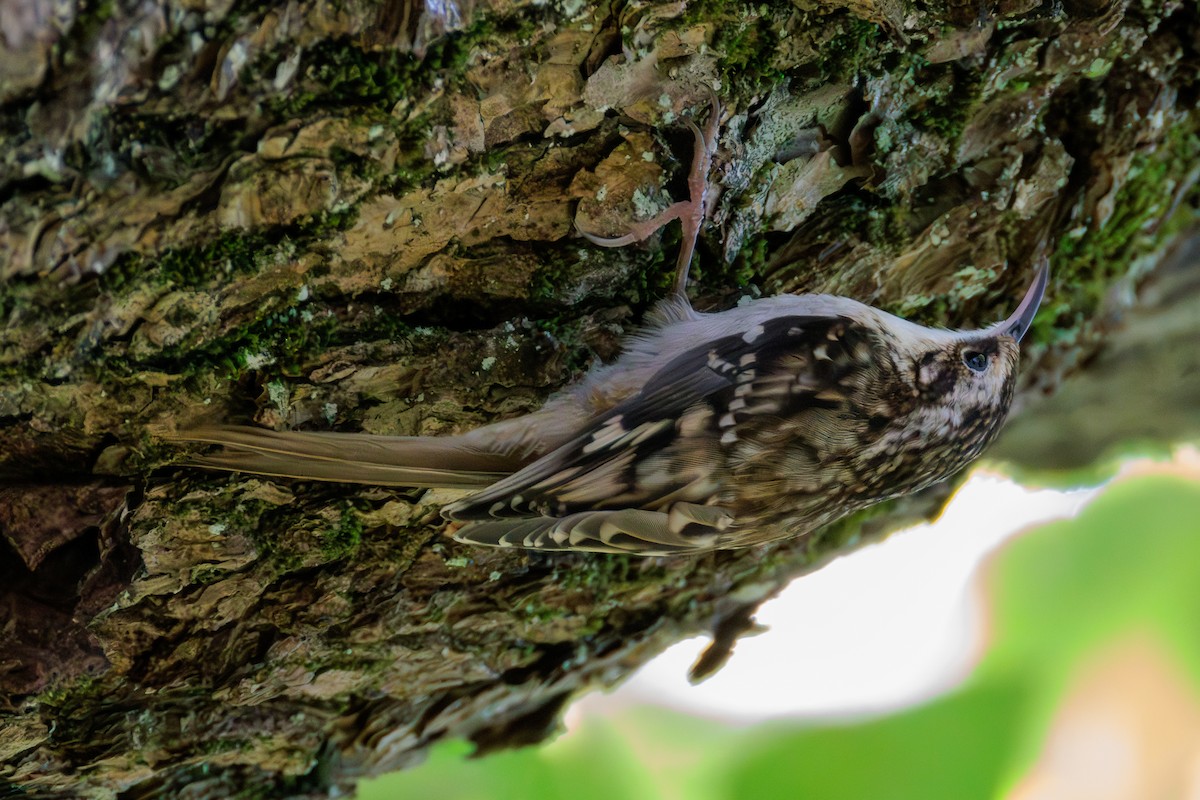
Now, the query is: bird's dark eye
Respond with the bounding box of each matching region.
[963,350,988,373]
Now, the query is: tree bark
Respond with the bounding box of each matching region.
[1,0,1197,795]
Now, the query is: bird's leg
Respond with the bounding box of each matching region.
[578,94,721,302]
[672,95,721,298]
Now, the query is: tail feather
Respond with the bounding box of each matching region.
[167,425,519,488]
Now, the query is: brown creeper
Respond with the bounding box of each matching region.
[172,98,1048,556]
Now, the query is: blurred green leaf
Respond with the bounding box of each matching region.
[723,680,1028,800]
[983,475,1200,681]
[976,474,1200,783]
[358,714,660,800]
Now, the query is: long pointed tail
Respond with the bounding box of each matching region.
[166,426,520,488]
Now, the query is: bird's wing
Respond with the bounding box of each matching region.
[449,506,735,556]
[448,314,871,554]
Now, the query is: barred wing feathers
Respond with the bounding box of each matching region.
[448,314,874,554]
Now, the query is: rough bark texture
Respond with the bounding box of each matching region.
[1,0,1198,796]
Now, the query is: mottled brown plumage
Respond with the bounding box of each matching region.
[170,98,1048,556]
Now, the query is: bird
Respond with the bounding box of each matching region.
[169,97,1049,556]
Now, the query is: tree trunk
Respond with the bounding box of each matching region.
[2,0,1197,795]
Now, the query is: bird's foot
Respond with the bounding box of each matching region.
[578,93,721,300]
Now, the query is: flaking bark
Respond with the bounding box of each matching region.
[2,0,1198,796]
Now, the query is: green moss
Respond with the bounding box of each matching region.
[816,15,887,86]
[714,10,785,94]
[902,60,983,148]
[190,565,227,585]
[390,155,438,194]
[625,231,675,304]
[297,203,360,238]
[35,675,100,709]
[321,504,364,561]
[270,40,415,116]
[553,551,640,592]
[329,143,378,180]
[719,231,770,289]
[673,0,813,95]
[866,201,914,247]
[103,296,335,382]
[526,241,592,306]
[1034,127,1200,346]
[693,3,886,96]
[269,17,498,117]
[219,304,339,378]
[100,230,273,293]
[515,313,592,377]
[94,217,368,379]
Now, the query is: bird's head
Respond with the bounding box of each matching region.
[870,258,1049,488]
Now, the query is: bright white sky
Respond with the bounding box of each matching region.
[573,471,1100,725]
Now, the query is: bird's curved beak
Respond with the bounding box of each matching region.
[1001,255,1049,343]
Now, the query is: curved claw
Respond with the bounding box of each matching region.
[577,201,693,249]
[578,230,641,248]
